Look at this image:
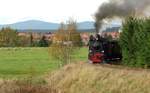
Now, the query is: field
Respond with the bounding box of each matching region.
[0,47,150,93]
[1,63,150,93]
[0,47,88,78]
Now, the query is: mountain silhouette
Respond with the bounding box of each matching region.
[0,20,95,31]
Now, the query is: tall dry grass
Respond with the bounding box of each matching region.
[0,78,57,93]
[1,62,150,93]
[47,62,150,93]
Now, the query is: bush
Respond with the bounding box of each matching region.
[0,27,18,47]
[120,16,150,68]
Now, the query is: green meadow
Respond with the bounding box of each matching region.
[0,47,88,78]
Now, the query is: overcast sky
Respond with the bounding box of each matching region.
[0,0,107,24]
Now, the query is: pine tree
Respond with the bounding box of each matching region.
[120,17,150,68]
[141,19,150,67]
[120,16,137,66]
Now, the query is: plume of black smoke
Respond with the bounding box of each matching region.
[95,0,150,33]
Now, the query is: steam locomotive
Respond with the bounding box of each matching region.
[88,34,122,64]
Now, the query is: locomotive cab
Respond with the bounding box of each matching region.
[103,41,122,62]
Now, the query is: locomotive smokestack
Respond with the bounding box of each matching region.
[95,0,150,33]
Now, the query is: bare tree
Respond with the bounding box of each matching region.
[49,19,82,67]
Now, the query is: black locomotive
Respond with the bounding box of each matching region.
[88,34,122,63]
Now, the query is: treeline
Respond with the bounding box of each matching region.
[0,27,50,47]
[120,16,150,68]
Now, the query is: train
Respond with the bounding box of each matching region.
[88,34,122,64]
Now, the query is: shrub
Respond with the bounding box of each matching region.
[120,16,150,68]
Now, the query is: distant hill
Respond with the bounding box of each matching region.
[0,20,95,32]
[0,20,60,30]
[77,21,95,29]
[19,29,95,33]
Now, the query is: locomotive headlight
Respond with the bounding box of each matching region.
[101,51,104,53]
[89,50,92,53]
